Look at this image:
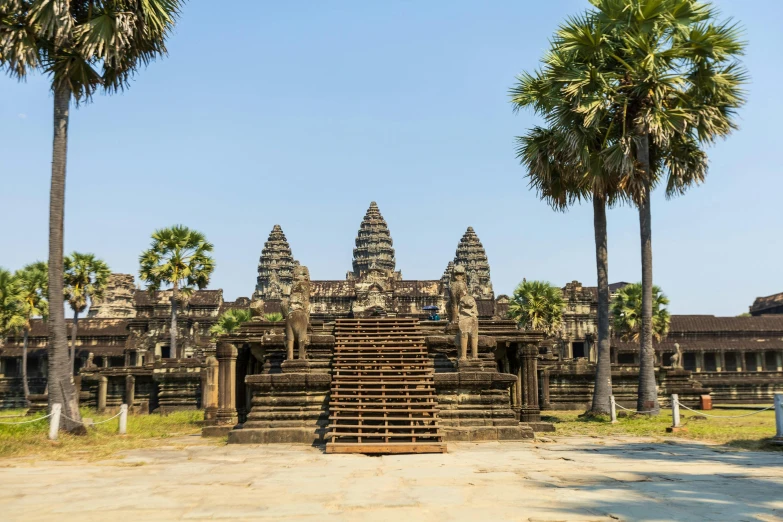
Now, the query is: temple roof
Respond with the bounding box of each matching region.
[750,292,783,314]
[134,289,223,307]
[352,202,396,277]
[255,224,297,299]
[669,315,783,334]
[16,318,131,338]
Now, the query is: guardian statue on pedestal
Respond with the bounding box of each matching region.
[282,265,311,360]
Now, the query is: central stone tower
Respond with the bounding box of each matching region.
[451,226,494,299]
[349,201,396,279]
[254,224,297,300]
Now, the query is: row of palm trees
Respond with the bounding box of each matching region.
[0,224,215,407]
[508,279,671,348]
[511,0,746,415]
[0,1,185,431]
[0,254,109,403]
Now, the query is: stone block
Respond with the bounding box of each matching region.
[202,425,233,437]
[497,425,534,440]
[521,422,556,433]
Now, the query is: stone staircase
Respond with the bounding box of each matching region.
[325,318,446,454]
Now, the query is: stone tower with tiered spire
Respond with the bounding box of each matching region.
[254,224,297,300]
[450,226,494,299]
[350,202,396,279]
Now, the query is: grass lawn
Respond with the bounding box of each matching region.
[1,406,779,461]
[0,408,210,461]
[543,408,783,451]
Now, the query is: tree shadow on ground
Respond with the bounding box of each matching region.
[535,441,783,521]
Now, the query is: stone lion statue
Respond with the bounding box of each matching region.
[448,264,468,324]
[457,295,479,360]
[282,265,311,360]
[670,342,683,369]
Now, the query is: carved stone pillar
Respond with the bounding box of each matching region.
[216,343,238,426]
[756,352,764,372]
[776,351,783,372]
[203,356,219,423]
[519,343,540,422]
[125,375,135,407]
[717,351,725,372]
[97,376,108,412]
[695,351,704,373]
[539,368,551,410]
[738,351,745,372]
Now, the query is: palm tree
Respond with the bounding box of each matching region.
[0,1,184,431]
[63,253,110,374]
[533,0,746,414]
[511,31,626,414]
[508,280,565,336]
[0,269,27,344]
[14,262,48,404]
[210,309,252,339]
[611,283,671,344]
[140,226,215,359]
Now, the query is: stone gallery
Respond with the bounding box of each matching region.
[1,202,782,451]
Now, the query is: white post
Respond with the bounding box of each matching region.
[119,404,128,435]
[610,395,618,424]
[48,403,62,441]
[774,393,783,442]
[671,394,680,429]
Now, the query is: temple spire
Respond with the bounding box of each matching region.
[351,201,396,278]
[452,226,494,299]
[254,224,296,300]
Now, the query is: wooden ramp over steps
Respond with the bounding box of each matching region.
[325,318,446,454]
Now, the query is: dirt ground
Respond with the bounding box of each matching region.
[1,435,782,521]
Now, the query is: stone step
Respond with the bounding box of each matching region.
[325,442,447,454]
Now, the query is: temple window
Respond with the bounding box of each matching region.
[683,353,696,371]
[745,352,757,371]
[764,351,777,371]
[571,342,586,359]
[725,353,738,372]
[703,353,717,372]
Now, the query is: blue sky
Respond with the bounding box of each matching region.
[1,1,781,316]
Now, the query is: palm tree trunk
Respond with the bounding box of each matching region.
[47,82,84,433]
[636,133,660,415]
[70,311,79,376]
[170,280,178,359]
[589,194,612,414]
[22,328,30,405]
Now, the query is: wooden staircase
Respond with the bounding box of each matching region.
[325,318,446,454]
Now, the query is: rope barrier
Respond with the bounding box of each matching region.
[60,410,122,426]
[0,413,53,426]
[614,403,659,415]
[676,400,774,419]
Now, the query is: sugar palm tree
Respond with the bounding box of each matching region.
[611,283,670,343]
[0,269,27,344]
[0,0,183,431]
[140,226,215,359]
[508,280,565,336]
[210,309,252,339]
[512,33,626,414]
[63,252,110,374]
[14,262,48,404]
[537,0,746,414]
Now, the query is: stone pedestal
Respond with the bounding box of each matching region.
[153,359,203,414]
[435,370,533,441]
[281,359,312,373]
[227,372,331,444]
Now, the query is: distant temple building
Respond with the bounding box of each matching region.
[750,291,783,316]
[0,201,781,413]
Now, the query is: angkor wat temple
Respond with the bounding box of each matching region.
[1,201,782,450]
